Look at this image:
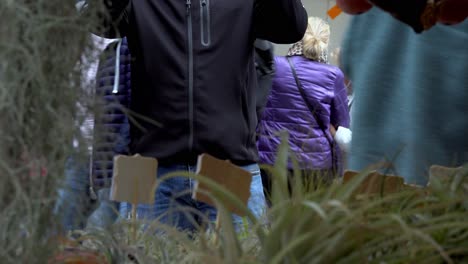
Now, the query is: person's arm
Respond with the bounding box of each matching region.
[330,69,350,129]
[330,69,352,152]
[254,0,308,44]
[84,0,130,38]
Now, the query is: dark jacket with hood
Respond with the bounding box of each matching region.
[95,0,308,165]
[91,38,132,192]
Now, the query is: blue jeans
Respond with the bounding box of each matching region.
[87,188,119,229]
[54,158,119,231]
[119,163,266,232]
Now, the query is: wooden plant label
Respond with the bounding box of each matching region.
[110,154,158,205]
[343,170,405,195]
[428,165,464,186]
[193,154,252,217]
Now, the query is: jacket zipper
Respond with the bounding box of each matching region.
[186,0,194,151]
[200,0,211,47]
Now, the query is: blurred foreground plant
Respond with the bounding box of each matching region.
[69,137,468,264]
[0,1,104,263]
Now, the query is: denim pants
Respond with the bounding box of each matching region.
[119,163,266,232]
[54,158,119,231]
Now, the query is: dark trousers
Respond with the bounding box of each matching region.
[261,168,334,206]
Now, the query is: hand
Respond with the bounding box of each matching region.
[334,126,352,153]
[337,0,468,32]
[329,125,337,138]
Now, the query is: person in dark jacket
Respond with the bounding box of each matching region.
[54,37,132,231]
[90,0,308,231]
[257,17,350,198]
[88,37,132,226]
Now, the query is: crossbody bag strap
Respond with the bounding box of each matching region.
[286,56,337,173]
[287,57,324,130]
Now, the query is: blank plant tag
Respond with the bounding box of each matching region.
[343,170,404,195]
[110,154,158,204]
[429,165,464,186]
[193,154,252,216]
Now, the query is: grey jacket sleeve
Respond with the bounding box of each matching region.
[254,0,308,44]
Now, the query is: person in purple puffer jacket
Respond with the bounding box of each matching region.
[257,17,350,201]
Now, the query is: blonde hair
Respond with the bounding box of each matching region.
[302,17,330,61]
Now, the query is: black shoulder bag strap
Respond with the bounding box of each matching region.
[286,56,337,175]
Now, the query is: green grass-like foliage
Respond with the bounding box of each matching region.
[71,134,468,264]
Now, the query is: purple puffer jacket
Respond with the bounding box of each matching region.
[257,55,350,170]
